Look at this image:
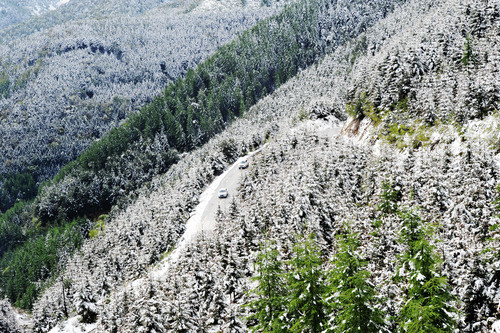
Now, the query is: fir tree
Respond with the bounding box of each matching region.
[326,231,387,333]
[246,239,286,332]
[284,234,327,333]
[377,180,401,215]
[396,210,457,333]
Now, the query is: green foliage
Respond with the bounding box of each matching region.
[346,93,368,119]
[377,180,401,215]
[298,108,309,121]
[0,171,37,213]
[12,69,32,91]
[381,123,413,144]
[0,200,29,256]
[379,121,430,149]
[372,219,383,229]
[396,210,457,333]
[0,72,10,99]
[246,240,287,332]
[246,219,454,332]
[246,235,327,332]
[461,35,477,66]
[346,93,381,123]
[88,214,107,239]
[0,217,89,309]
[219,139,238,163]
[284,234,327,333]
[397,210,425,250]
[411,125,431,148]
[326,231,387,333]
[394,96,409,113]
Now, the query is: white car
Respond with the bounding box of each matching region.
[239,159,249,169]
[218,188,228,198]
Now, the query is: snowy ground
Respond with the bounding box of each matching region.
[13,308,33,332]
[493,320,500,333]
[292,116,343,138]
[47,316,96,333]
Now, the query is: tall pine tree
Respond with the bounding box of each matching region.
[326,231,387,333]
[246,240,286,332]
[284,234,327,333]
[396,210,457,333]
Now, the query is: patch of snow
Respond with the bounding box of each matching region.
[13,309,32,330]
[31,5,42,16]
[467,114,500,141]
[494,154,500,170]
[449,137,463,156]
[58,0,71,5]
[299,116,343,138]
[492,320,500,333]
[47,316,96,333]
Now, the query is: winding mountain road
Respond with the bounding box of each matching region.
[132,117,344,283]
[199,156,249,231]
[149,146,264,279]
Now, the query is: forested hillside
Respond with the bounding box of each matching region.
[0,0,498,331]
[0,0,406,330]
[0,0,70,29]
[0,0,403,324]
[0,0,282,213]
[91,0,498,330]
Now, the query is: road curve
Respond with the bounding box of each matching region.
[152,145,265,276]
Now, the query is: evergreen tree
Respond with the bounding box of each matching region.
[326,231,387,333]
[75,280,98,324]
[396,210,457,333]
[246,240,286,332]
[284,234,327,333]
[377,180,401,215]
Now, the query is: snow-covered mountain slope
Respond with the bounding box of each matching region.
[13,0,499,331]
[0,0,178,41]
[0,0,283,188]
[0,0,71,30]
[347,0,499,124]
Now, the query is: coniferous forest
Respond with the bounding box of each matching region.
[0,0,499,332]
